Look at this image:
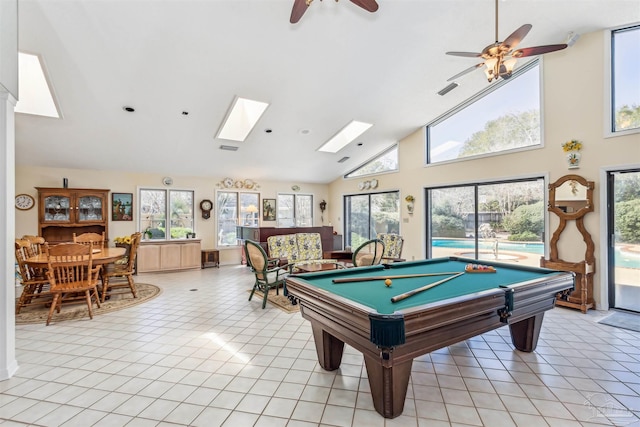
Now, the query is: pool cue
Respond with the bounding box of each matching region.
[332,272,460,284]
[390,272,464,303]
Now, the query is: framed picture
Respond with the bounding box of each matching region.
[263,198,276,221]
[112,193,133,221]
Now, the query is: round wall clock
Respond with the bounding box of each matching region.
[200,199,213,219]
[15,194,35,210]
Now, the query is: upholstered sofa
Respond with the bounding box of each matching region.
[267,232,337,267]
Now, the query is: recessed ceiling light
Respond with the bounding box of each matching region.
[216,96,269,142]
[219,145,239,151]
[123,106,135,112]
[265,128,272,133]
[318,120,373,153]
[338,156,350,163]
[357,142,363,146]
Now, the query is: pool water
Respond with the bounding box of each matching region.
[432,239,543,254]
[432,239,639,269]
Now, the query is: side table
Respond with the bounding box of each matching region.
[201,249,220,268]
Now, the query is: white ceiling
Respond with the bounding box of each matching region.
[15,0,640,184]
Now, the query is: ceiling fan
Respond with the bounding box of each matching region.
[446,0,568,82]
[290,0,379,24]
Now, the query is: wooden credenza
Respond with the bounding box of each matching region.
[36,187,109,244]
[137,239,201,273]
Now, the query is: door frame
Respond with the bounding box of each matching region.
[599,164,640,311]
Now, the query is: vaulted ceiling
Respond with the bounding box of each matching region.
[15,0,640,183]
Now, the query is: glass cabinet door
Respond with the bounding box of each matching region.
[43,195,71,222]
[77,195,104,221]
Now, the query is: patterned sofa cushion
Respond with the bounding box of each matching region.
[296,233,323,261]
[267,234,299,261]
[378,233,404,260]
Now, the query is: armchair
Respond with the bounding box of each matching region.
[378,233,405,263]
[245,239,291,309]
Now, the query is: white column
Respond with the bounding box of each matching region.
[0,90,18,380]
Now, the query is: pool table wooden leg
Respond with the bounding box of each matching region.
[509,312,544,352]
[363,354,412,418]
[311,323,344,370]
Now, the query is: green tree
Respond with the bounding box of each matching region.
[502,201,544,241]
[615,199,640,243]
[615,104,640,131]
[431,215,466,238]
[459,110,540,157]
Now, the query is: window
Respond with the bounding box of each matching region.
[345,145,399,178]
[277,194,313,227]
[427,60,541,164]
[611,25,640,134]
[344,191,400,248]
[217,191,260,246]
[139,189,194,239]
[427,178,544,267]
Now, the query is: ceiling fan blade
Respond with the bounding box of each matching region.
[446,51,482,58]
[512,44,568,58]
[447,63,484,82]
[502,24,532,49]
[349,0,379,12]
[290,0,309,24]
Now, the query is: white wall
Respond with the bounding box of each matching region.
[328,28,640,310]
[15,166,331,265]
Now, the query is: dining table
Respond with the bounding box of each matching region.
[25,246,127,268]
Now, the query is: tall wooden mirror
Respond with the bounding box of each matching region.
[542,174,595,312]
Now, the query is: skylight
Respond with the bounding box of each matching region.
[15,52,60,118]
[318,120,373,153]
[216,96,269,142]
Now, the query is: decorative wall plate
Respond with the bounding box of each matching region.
[244,179,255,190]
[223,177,234,188]
[291,185,300,191]
[370,179,378,189]
[162,176,173,186]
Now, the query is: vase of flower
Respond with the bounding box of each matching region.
[567,151,581,169]
[562,139,582,169]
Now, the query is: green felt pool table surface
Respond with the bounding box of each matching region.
[285,256,574,419]
[291,257,563,314]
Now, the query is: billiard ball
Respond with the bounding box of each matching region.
[385,279,392,287]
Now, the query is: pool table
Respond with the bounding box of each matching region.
[285,257,574,418]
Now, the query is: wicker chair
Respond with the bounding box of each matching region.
[44,242,101,325]
[351,239,385,267]
[73,232,106,249]
[15,239,51,314]
[245,239,291,309]
[100,232,141,302]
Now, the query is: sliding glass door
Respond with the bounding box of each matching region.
[427,178,544,267]
[608,169,640,312]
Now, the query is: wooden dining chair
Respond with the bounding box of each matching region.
[15,239,51,314]
[21,235,46,257]
[73,232,106,249]
[44,242,102,326]
[101,232,141,302]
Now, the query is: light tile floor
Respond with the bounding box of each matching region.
[2,265,640,426]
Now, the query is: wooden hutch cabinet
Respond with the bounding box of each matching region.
[36,187,109,244]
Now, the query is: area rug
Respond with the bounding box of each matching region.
[248,288,300,313]
[15,283,162,325]
[598,311,640,333]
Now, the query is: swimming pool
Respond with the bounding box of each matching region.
[432,238,543,254]
[432,238,639,268]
